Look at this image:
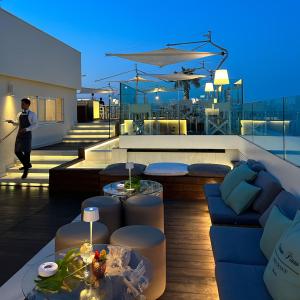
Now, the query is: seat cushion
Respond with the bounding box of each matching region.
[259,190,300,227]
[252,171,282,214]
[143,162,188,176]
[207,196,260,226]
[100,163,146,176]
[188,163,231,177]
[204,184,221,198]
[210,225,267,265]
[216,262,272,300]
[226,181,261,214]
[220,164,257,200]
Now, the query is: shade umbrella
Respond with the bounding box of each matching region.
[106,47,219,67]
[78,87,117,94]
[150,73,206,82]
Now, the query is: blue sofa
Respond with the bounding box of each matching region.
[205,184,261,225]
[209,191,300,300]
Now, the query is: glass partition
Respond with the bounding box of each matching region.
[240,96,300,167]
[119,79,243,135]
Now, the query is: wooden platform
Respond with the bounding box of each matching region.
[0,187,218,299]
[160,200,218,300]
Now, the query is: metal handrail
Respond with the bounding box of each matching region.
[0,127,17,144]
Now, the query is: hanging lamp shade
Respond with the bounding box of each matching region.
[214,69,229,85]
[204,82,214,92]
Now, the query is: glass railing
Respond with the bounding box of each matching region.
[110,78,300,166]
[240,96,300,166]
[119,79,243,135]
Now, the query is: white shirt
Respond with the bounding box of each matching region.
[13,110,38,132]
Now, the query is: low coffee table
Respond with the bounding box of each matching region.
[103,180,163,202]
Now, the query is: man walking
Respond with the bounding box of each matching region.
[7,98,38,179]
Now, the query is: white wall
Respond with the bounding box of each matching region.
[0,9,81,89]
[0,75,77,174]
[0,9,81,175]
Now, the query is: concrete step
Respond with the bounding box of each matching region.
[30,155,78,162]
[69,129,111,134]
[62,137,107,143]
[75,124,114,129]
[31,150,78,156]
[8,164,58,174]
[64,134,110,138]
[0,173,49,187]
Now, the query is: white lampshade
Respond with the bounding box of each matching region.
[214,69,229,85]
[213,98,218,104]
[83,207,99,222]
[204,82,214,92]
[126,162,134,170]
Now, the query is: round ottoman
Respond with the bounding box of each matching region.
[55,222,109,252]
[110,225,166,300]
[81,196,121,234]
[124,195,164,232]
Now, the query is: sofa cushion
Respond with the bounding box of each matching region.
[100,163,146,176]
[207,196,260,226]
[226,181,261,214]
[247,159,266,172]
[220,164,257,200]
[259,191,300,227]
[210,225,266,265]
[260,206,292,260]
[143,162,188,176]
[188,163,231,177]
[264,210,300,300]
[216,262,272,300]
[204,184,221,198]
[252,171,282,214]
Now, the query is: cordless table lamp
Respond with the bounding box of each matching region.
[126,162,134,191]
[83,207,99,246]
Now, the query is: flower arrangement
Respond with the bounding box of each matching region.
[92,250,107,279]
[124,176,141,191]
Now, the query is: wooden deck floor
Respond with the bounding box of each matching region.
[160,200,218,300]
[0,187,218,299]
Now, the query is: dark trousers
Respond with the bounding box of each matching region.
[15,151,31,168]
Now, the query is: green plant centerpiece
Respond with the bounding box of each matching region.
[124,176,141,192]
[35,249,85,294]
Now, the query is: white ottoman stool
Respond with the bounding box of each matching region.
[55,222,109,252]
[110,225,166,300]
[125,194,164,232]
[81,196,121,234]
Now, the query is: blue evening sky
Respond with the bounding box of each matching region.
[2,0,300,101]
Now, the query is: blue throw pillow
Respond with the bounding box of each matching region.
[226,181,261,214]
[220,164,257,201]
[260,206,292,259]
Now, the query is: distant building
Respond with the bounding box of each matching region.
[0,8,81,175]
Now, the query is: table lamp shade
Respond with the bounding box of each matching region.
[126,162,134,170]
[214,69,229,85]
[83,207,99,222]
[205,82,214,92]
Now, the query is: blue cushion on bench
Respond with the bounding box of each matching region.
[216,262,272,300]
[204,184,221,197]
[210,225,267,265]
[207,196,261,225]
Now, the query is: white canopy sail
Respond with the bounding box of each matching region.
[78,87,117,94]
[106,47,219,67]
[150,73,206,82]
[144,87,176,93]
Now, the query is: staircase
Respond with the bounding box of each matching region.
[0,150,77,187]
[62,123,115,143]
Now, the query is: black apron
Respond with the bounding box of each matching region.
[15,112,32,153]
